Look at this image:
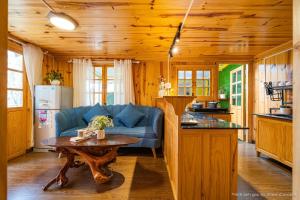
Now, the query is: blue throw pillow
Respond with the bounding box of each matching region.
[83,103,111,124]
[116,103,145,128]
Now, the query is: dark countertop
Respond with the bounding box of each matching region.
[188,107,232,114]
[181,112,248,129]
[254,113,293,121]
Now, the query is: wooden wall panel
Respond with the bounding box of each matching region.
[133,61,168,106]
[0,0,7,198]
[253,42,293,140]
[42,55,73,87]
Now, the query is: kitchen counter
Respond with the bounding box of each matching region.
[254,113,292,121]
[181,112,248,129]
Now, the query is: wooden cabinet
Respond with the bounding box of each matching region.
[256,116,292,167]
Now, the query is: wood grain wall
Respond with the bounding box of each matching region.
[293,0,300,198]
[253,41,293,140]
[0,0,8,198]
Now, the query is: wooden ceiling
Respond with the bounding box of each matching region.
[8,0,292,60]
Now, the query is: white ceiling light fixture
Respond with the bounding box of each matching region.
[48,11,78,31]
[172,46,179,54]
[41,0,78,31]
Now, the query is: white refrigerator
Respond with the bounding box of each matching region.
[34,85,73,150]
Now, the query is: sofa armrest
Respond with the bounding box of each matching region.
[55,110,78,137]
[152,109,164,140]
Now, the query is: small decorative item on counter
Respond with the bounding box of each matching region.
[88,116,114,140]
[219,87,226,99]
[44,70,64,85]
[158,75,166,97]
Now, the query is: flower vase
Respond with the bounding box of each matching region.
[96,129,105,140]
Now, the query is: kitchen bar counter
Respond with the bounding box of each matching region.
[254,113,292,121]
[181,111,248,129]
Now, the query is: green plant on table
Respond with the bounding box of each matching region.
[88,116,114,131]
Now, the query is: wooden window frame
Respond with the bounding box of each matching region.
[92,64,114,105]
[176,66,213,98]
[7,49,25,111]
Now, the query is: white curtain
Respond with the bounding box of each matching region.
[73,59,94,107]
[23,43,44,147]
[114,59,135,104]
[22,44,44,95]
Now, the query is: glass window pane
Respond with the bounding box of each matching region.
[237,83,242,94]
[196,80,203,87]
[178,79,185,87]
[107,80,114,93]
[8,90,23,108]
[204,87,210,96]
[107,67,114,79]
[95,80,102,92]
[204,71,210,79]
[232,84,236,94]
[232,73,236,83]
[178,71,184,79]
[237,70,242,81]
[95,67,102,79]
[185,79,192,87]
[197,71,203,79]
[8,51,23,71]
[106,93,114,105]
[178,87,184,95]
[204,80,210,87]
[232,96,236,106]
[196,87,203,96]
[186,87,192,96]
[94,93,102,105]
[237,95,242,106]
[8,70,23,89]
[185,71,192,79]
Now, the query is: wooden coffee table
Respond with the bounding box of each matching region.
[42,134,140,191]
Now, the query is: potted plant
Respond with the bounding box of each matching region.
[219,87,227,99]
[88,116,114,139]
[44,70,64,85]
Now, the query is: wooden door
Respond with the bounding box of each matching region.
[7,47,29,160]
[230,66,245,141]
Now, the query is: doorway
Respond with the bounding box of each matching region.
[218,64,248,141]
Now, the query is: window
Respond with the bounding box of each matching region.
[196,70,210,96]
[178,70,192,96]
[7,50,24,108]
[92,65,114,105]
[177,68,211,97]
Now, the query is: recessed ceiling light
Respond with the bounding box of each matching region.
[47,11,78,31]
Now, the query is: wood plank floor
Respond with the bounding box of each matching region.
[8,142,292,200]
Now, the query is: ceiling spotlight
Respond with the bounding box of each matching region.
[172,46,179,54]
[175,37,180,43]
[48,11,78,31]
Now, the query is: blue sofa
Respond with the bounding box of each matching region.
[55,104,163,152]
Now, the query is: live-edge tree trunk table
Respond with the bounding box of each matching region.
[42,135,140,191]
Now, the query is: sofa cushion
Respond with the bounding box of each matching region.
[83,103,111,123]
[115,103,145,128]
[105,126,156,139]
[60,126,87,137]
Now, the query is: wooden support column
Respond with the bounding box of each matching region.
[0,0,8,199]
[293,0,300,199]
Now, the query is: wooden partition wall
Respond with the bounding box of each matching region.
[293,0,300,197]
[159,97,238,200]
[0,0,8,198]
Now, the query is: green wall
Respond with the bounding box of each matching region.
[218,64,242,108]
